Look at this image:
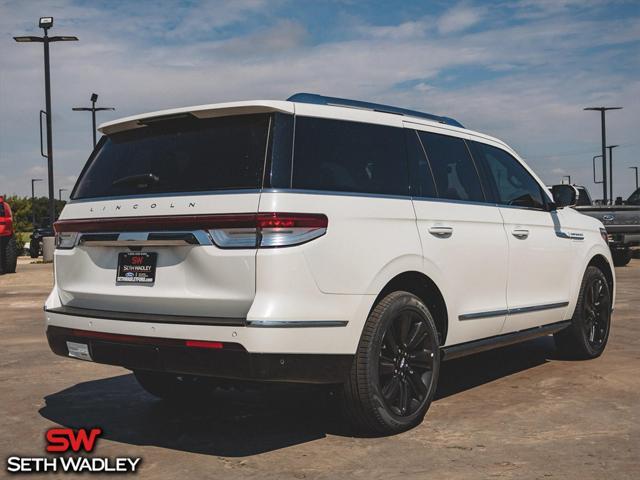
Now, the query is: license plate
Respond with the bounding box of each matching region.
[116,252,157,284]
[66,341,92,361]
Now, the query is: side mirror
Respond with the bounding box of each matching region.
[550,184,578,208]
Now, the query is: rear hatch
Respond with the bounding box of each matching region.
[54,104,292,320]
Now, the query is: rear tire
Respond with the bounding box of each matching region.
[612,249,631,267]
[29,239,39,259]
[342,291,440,435]
[554,266,612,359]
[0,236,18,274]
[134,370,215,401]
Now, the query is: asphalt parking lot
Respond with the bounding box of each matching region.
[1,258,638,479]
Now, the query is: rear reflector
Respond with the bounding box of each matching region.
[68,329,238,350]
[185,340,224,349]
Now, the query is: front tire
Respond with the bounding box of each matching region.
[343,291,440,435]
[554,266,612,359]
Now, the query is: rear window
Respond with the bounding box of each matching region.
[291,117,408,196]
[72,114,271,200]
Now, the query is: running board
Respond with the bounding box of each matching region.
[441,320,571,361]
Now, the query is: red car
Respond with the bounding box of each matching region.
[0,196,18,274]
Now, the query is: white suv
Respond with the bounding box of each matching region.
[46,93,615,434]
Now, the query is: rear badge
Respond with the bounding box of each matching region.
[66,341,92,361]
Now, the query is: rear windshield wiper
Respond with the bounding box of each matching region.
[112,173,159,188]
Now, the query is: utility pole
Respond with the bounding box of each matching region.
[606,145,619,202]
[14,18,78,228]
[31,178,43,226]
[584,107,622,204]
[630,167,639,190]
[72,93,115,148]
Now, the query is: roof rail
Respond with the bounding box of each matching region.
[286,93,464,128]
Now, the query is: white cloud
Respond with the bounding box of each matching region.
[26,166,47,176]
[437,4,484,34]
[0,0,638,198]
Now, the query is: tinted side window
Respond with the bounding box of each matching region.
[406,129,437,198]
[469,141,545,209]
[418,131,485,202]
[292,117,408,196]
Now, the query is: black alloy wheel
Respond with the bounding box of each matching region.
[554,265,612,359]
[582,275,610,349]
[343,291,440,434]
[379,310,436,416]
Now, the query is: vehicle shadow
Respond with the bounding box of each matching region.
[39,336,558,457]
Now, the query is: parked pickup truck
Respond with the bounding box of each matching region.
[576,187,640,266]
[0,196,18,274]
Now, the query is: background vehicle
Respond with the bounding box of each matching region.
[0,196,18,274]
[45,94,615,434]
[575,186,640,266]
[29,225,54,258]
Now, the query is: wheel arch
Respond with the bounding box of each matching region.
[587,254,614,297]
[374,271,449,346]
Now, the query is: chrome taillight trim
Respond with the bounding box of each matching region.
[54,213,328,250]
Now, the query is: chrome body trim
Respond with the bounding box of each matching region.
[459,301,569,321]
[45,305,246,326]
[77,230,213,247]
[246,320,348,328]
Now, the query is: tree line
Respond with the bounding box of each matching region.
[1,195,67,232]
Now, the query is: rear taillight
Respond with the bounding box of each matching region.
[210,213,328,249]
[55,232,78,249]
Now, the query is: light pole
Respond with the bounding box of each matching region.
[31,178,43,226]
[72,93,115,148]
[562,175,571,185]
[584,106,622,204]
[630,167,639,190]
[606,145,619,202]
[58,188,68,201]
[14,17,78,228]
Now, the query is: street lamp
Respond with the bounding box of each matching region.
[58,188,68,201]
[630,167,639,190]
[72,93,115,148]
[31,178,43,226]
[584,106,622,204]
[562,175,572,185]
[606,145,619,202]
[14,17,78,228]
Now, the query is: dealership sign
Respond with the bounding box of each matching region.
[6,428,141,474]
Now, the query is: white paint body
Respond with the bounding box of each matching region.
[45,100,615,355]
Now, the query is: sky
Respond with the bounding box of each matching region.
[1,0,639,200]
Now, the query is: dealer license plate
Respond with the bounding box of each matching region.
[116,252,157,284]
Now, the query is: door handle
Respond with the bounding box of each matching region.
[428,226,453,237]
[512,228,530,239]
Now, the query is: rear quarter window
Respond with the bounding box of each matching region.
[291,117,409,196]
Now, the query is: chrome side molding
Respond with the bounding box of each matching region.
[459,301,569,321]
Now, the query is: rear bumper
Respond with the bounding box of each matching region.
[47,326,353,384]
